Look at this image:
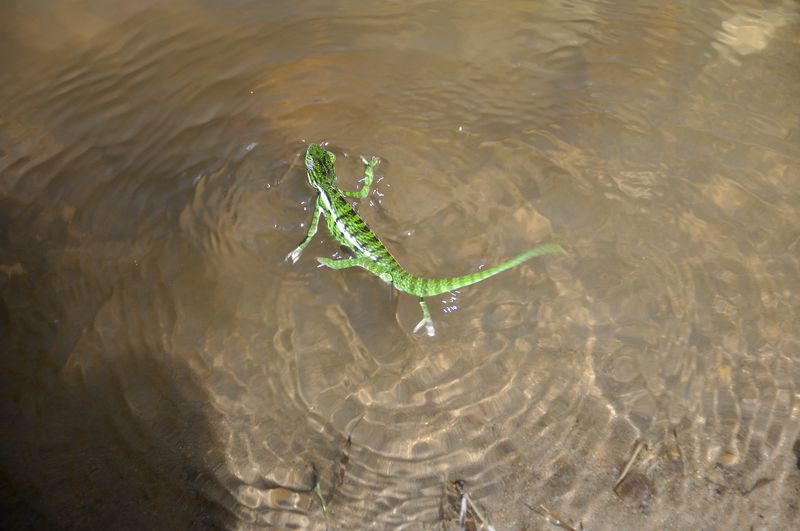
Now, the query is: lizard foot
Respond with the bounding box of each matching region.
[286,247,303,264]
[360,155,380,168]
[413,317,436,337]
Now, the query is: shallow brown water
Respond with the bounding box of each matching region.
[1,1,799,529]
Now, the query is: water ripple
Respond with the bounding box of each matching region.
[1,1,798,529]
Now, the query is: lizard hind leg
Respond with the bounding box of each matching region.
[316,257,361,270]
[413,298,436,337]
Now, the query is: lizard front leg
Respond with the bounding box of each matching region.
[342,155,379,199]
[286,197,322,263]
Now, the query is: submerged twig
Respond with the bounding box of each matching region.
[458,494,468,529]
[453,480,496,531]
[312,417,363,520]
[311,464,329,519]
[614,439,647,492]
[527,503,575,531]
[464,493,496,531]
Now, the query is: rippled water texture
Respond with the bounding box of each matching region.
[1,1,799,529]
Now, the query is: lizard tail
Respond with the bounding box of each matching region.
[395,243,564,298]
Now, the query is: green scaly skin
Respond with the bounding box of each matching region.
[286,144,564,336]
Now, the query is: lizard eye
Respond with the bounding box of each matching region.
[305,158,314,172]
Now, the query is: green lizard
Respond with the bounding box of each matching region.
[286,143,564,336]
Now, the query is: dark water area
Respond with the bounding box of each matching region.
[1,1,799,529]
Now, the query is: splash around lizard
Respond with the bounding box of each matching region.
[286,143,564,336]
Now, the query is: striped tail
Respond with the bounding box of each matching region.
[395,243,564,298]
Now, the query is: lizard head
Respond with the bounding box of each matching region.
[305,144,336,187]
